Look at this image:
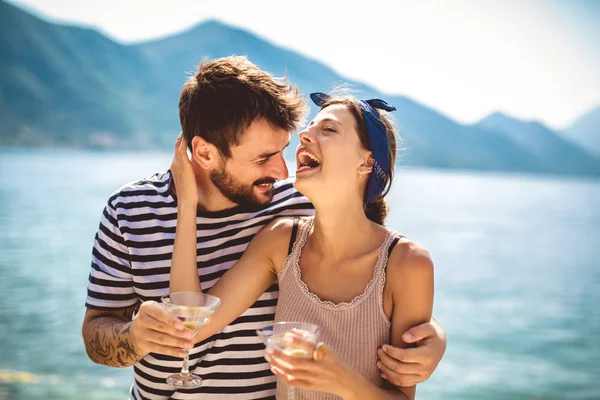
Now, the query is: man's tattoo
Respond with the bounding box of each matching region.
[86,304,142,367]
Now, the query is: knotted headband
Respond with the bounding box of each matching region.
[309,92,396,204]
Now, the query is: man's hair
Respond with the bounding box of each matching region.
[179,56,309,157]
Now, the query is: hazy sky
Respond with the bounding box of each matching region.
[8,0,600,129]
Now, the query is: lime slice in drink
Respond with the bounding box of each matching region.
[184,322,197,330]
[283,348,310,358]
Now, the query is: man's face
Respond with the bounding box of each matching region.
[210,118,291,208]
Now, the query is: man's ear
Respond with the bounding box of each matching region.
[191,136,221,170]
[358,153,374,176]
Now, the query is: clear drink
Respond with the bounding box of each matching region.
[257,322,320,400]
[267,330,317,358]
[161,292,221,388]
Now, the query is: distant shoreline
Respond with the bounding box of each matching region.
[2,147,599,182]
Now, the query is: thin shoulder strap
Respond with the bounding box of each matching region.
[387,235,401,258]
[377,233,404,322]
[287,216,300,256]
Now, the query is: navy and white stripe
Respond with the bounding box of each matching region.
[86,171,314,399]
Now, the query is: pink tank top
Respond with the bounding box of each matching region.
[274,217,399,399]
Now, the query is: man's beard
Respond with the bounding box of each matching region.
[210,167,276,208]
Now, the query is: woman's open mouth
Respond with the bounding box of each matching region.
[296,148,321,173]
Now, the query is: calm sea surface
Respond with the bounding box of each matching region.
[0,149,598,399]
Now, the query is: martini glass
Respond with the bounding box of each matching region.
[257,322,319,400]
[161,292,221,388]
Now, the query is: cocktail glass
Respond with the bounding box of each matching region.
[161,292,221,388]
[257,322,319,400]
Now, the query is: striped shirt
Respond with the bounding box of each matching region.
[85,171,314,399]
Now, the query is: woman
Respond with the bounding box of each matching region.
[169,92,434,399]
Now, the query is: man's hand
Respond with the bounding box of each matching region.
[377,318,447,387]
[82,300,196,367]
[129,300,195,358]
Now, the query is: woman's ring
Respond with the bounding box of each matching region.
[312,342,326,361]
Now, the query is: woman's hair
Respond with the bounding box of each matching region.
[317,95,399,225]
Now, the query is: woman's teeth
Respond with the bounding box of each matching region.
[297,150,320,170]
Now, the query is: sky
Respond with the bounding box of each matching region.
[7,0,600,129]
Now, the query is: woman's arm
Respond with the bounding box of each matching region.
[170,208,292,341]
[169,197,202,293]
[378,240,435,399]
[197,219,290,339]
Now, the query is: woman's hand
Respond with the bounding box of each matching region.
[170,134,199,206]
[265,333,358,398]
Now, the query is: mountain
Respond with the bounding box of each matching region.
[563,105,600,157]
[132,19,349,146]
[1,0,599,177]
[134,20,539,173]
[476,112,600,175]
[380,97,546,172]
[0,0,160,147]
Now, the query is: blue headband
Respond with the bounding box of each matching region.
[309,92,396,205]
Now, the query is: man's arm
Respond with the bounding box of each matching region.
[82,305,141,367]
[82,302,194,368]
[83,197,195,368]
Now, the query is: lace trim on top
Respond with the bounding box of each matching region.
[290,217,396,310]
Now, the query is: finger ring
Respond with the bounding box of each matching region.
[313,342,326,361]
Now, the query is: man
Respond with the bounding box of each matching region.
[82,56,446,399]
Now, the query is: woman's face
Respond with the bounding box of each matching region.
[294,104,372,203]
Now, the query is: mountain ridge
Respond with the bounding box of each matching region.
[1,0,599,177]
